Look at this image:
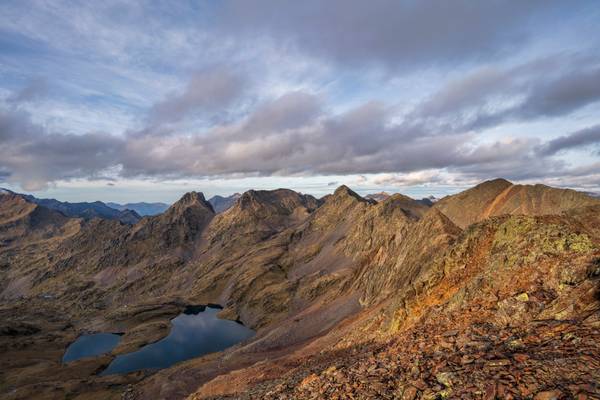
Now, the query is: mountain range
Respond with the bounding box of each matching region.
[107,202,170,216]
[108,193,246,215]
[206,193,242,213]
[365,192,438,206]
[0,190,245,225]
[1,179,599,399]
[0,188,141,224]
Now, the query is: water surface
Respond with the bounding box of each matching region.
[63,333,122,363]
[101,305,254,375]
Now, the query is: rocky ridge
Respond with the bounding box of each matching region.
[0,179,599,399]
[0,188,143,224]
[434,178,599,228]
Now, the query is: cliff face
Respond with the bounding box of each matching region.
[354,207,461,307]
[0,193,82,300]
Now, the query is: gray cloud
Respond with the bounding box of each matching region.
[244,91,322,133]
[118,91,564,183]
[410,56,600,134]
[519,67,600,118]
[0,109,123,190]
[7,78,49,103]
[149,67,247,125]
[537,125,600,156]
[2,1,599,193]
[217,0,565,70]
[1,85,598,191]
[2,59,600,191]
[415,67,512,119]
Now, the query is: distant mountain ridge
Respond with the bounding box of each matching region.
[107,202,169,216]
[364,192,391,202]
[208,193,242,213]
[0,188,141,224]
[365,192,438,206]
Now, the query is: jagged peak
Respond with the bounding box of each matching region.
[386,193,417,203]
[332,185,365,202]
[239,188,274,203]
[170,191,214,213]
[236,188,316,212]
[364,192,391,203]
[477,178,513,188]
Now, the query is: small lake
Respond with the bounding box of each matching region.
[100,305,254,375]
[63,333,122,363]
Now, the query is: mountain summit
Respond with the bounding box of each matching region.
[434,178,600,228]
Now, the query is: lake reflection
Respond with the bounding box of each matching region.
[63,333,122,363]
[100,305,254,375]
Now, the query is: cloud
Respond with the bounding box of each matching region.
[149,67,247,124]
[119,91,562,182]
[411,56,600,133]
[217,0,565,70]
[537,125,600,156]
[371,171,447,187]
[7,78,49,103]
[519,67,600,118]
[415,67,512,118]
[1,1,600,192]
[244,91,322,133]
[0,109,123,190]
[1,85,599,191]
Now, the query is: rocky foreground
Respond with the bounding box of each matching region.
[239,320,599,400]
[1,179,599,399]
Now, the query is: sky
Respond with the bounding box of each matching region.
[1,0,600,203]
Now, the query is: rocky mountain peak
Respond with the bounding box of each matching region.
[235,189,318,213]
[331,185,365,202]
[169,191,214,214]
[365,192,391,202]
[435,177,600,228]
[484,177,513,187]
[238,189,260,208]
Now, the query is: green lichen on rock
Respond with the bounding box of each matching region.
[435,372,454,387]
[561,233,594,253]
[492,217,594,262]
[515,292,529,302]
[493,216,535,247]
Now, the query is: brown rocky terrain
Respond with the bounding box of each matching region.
[1,179,599,399]
[434,178,599,228]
